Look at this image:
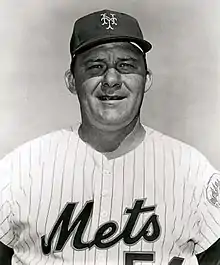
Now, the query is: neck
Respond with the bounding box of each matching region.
[78,117,142,153]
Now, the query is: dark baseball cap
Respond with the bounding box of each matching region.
[70,9,152,57]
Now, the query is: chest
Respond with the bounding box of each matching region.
[12,145,197,249]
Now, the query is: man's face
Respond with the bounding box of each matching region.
[73,42,147,131]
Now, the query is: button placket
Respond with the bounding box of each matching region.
[103,169,111,176]
[102,159,113,197]
[102,189,108,197]
[101,211,108,218]
[100,160,113,223]
[97,252,105,264]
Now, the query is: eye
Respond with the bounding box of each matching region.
[119,63,134,68]
[86,63,106,75]
[117,62,136,73]
[88,64,104,70]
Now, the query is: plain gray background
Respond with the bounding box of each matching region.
[0,0,220,169]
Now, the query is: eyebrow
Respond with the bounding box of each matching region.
[117,57,138,62]
[83,57,138,64]
[83,58,106,64]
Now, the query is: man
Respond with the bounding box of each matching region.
[0,9,220,265]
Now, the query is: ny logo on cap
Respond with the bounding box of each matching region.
[100,13,117,30]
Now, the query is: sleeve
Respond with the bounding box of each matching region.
[0,154,17,247]
[192,150,220,254]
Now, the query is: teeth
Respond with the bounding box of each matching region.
[99,96,124,101]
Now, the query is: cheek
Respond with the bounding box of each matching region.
[76,77,102,99]
[122,74,146,95]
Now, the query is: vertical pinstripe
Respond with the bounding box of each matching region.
[82,145,88,265]
[117,156,125,265]
[24,143,38,265]
[172,149,176,213]
[34,161,45,265]
[152,135,156,256]
[55,133,71,265]
[141,140,146,254]
[93,154,103,265]
[159,141,167,265]
[129,149,136,255]
[42,142,59,265]
[0,127,220,265]
[28,139,43,265]
[106,158,115,265]
[14,149,31,263]
[85,149,96,265]
[35,135,53,265]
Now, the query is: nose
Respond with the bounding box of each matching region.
[101,68,122,93]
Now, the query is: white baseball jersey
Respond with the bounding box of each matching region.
[1,125,220,265]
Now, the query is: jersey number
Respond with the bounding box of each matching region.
[125,252,184,265]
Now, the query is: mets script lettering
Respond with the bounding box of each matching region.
[41,199,161,254]
[100,13,118,30]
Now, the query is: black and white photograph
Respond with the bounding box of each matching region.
[0,1,220,264]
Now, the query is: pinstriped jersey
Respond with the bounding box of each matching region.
[0,126,220,265]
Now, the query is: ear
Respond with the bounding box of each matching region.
[64,69,77,94]
[144,69,153,93]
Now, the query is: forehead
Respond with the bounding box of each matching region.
[78,42,144,61]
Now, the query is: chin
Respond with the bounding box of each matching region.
[99,110,133,121]
[97,117,135,130]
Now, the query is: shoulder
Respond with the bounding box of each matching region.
[143,125,192,149]
[0,128,79,170]
[142,125,219,194]
[0,128,80,191]
[143,124,210,166]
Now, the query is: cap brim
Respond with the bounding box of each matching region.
[72,35,152,56]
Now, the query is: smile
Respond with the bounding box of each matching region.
[98,95,126,101]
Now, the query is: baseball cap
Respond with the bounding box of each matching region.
[70,9,152,57]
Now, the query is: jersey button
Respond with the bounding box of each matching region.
[97,253,105,263]
[102,190,108,197]
[101,211,107,218]
[103,169,111,176]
